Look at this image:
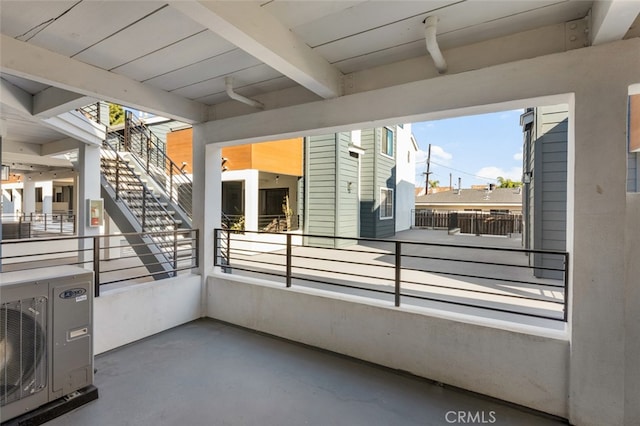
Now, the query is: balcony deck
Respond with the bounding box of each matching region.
[49,319,566,426]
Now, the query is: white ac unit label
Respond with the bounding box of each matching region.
[69,328,88,339]
[76,295,88,302]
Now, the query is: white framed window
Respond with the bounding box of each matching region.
[380,187,394,219]
[381,127,394,158]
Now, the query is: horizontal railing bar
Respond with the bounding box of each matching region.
[2,260,92,271]
[99,267,194,286]
[400,278,565,304]
[225,229,567,256]
[0,248,91,259]
[400,253,566,271]
[401,293,564,322]
[101,258,194,274]
[292,254,396,269]
[291,274,396,296]
[401,267,565,288]
[291,265,393,283]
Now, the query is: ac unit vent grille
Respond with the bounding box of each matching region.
[1,297,48,407]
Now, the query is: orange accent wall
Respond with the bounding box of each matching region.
[250,139,303,176]
[166,128,303,176]
[631,94,640,153]
[166,128,194,173]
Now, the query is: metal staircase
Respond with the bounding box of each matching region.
[80,104,194,280]
[116,110,192,222]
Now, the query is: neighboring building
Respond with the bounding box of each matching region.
[415,187,523,213]
[167,125,416,241]
[521,104,568,278]
[394,125,418,232]
[166,128,303,232]
[303,124,417,245]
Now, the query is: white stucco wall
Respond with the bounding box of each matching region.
[395,123,416,232]
[625,193,640,425]
[94,274,201,354]
[207,273,569,417]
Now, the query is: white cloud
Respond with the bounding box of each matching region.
[431,145,453,162]
[415,149,428,164]
[416,145,453,166]
[513,150,523,161]
[476,166,522,182]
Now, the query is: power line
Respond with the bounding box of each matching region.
[428,160,498,182]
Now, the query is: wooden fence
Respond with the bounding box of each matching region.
[413,210,522,236]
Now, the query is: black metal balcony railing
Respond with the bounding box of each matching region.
[214,229,569,322]
[221,214,300,232]
[0,230,199,297]
[1,213,77,239]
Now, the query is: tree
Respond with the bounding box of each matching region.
[109,103,125,126]
[429,179,440,188]
[496,176,522,188]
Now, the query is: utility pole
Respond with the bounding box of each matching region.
[449,173,452,191]
[423,143,432,192]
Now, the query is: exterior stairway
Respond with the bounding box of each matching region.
[100,140,188,279]
[78,104,194,280]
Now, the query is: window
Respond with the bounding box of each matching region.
[381,127,394,157]
[380,188,394,219]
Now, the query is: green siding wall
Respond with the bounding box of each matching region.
[532,105,568,279]
[360,127,396,238]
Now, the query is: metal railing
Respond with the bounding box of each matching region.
[214,229,569,322]
[101,138,179,232]
[122,111,193,219]
[221,214,300,232]
[78,102,101,123]
[78,104,193,220]
[0,229,199,297]
[1,213,76,239]
[258,215,299,232]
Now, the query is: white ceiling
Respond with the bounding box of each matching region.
[1,0,639,155]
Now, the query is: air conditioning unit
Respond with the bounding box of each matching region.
[1,265,97,424]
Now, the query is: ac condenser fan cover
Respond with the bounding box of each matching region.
[0,305,46,404]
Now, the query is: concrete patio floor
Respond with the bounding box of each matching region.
[48,319,567,426]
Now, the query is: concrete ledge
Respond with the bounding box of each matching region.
[94,274,201,354]
[207,272,569,418]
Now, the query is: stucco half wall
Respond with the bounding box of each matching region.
[207,273,569,418]
[94,274,201,355]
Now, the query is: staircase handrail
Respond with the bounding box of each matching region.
[77,104,193,219]
[102,138,179,232]
[123,111,193,218]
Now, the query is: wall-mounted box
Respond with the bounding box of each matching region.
[87,199,103,227]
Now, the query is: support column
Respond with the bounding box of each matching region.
[41,180,53,214]
[12,189,22,214]
[192,125,221,316]
[23,179,36,215]
[569,85,628,425]
[244,170,259,232]
[78,143,101,272]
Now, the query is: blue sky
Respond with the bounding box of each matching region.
[412,109,524,188]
